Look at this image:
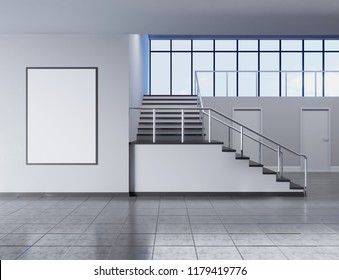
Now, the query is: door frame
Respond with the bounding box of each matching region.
[300,108,331,171]
[232,107,263,159]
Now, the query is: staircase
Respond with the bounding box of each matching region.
[131,95,305,194]
[137,95,204,142]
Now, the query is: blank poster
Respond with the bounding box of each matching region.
[26,68,97,164]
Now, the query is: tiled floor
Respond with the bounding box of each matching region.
[1,172,339,260]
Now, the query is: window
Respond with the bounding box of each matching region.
[149,37,339,97]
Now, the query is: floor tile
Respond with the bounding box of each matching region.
[158,215,189,224]
[153,246,197,260]
[0,233,43,246]
[159,209,188,216]
[0,246,29,260]
[0,223,23,233]
[14,223,55,233]
[157,224,192,234]
[155,234,194,246]
[191,224,227,233]
[75,233,118,246]
[121,224,157,233]
[189,216,221,224]
[196,246,242,260]
[18,246,69,260]
[85,224,123,234]
[225,224,263,234]
[230,234,275,246]
[49,223,89,234]
[116,234,155,246]
[238,246,287,260]
[35,234,80,246]
[63,246,111,260]
[108,246,153,260]
[267,234,318,246]
[193,234,233,246]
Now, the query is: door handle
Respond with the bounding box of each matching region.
[322,137,329,142]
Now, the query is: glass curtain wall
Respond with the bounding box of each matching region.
[149,37,339,97]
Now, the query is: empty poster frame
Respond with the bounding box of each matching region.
[26,67,98,165]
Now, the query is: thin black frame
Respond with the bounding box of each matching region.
[26,67,99,165]
[149,37,339,97]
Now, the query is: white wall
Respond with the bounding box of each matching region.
[0,35,130,193]
[203,97,339,168]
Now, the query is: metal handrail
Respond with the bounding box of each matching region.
[130,105,308,192]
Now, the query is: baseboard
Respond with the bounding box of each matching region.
[130,192,304,197]
[330,166,339,172]
[0,192,130,197]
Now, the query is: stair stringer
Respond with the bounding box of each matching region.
[130,143,303,193]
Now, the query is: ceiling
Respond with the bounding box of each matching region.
[1,0,339,35]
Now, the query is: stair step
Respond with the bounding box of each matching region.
[290,182,304,190]
[222,146,236,152]
[249,160,263,167]
[262,167,276,175]
[139,125,203,130]
[276,176,290,182]
[139,121,202,125]
[235,153,250,160]
[144,95,197,99]
[138,127,203,132]
[137,132,205,136]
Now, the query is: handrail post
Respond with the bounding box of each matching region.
[259,142,262,164]
[181,109,184,143]
[228,127,231,148]
[208,109,211,143]
[280,150,284,178]
[152,108,156,143]
[304,157,308,191]
[240,126,243,157]
[277,146,281,178]
[285,72,288,97]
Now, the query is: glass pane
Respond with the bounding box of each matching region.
[238,40,258,51]
[304,53,322,71]
[281,53,302,70]
[260,53,279,71]
[172,40,191,51]
[172,53,191,95]
[238,53,258,71]
[325,52,339,70]
[281,72,302,96]
[193,53,213,96]
[325,40,339,51]
[304,40,323,51]
[239,73,258,96]
[215,40,236,51]
[151,40,170,51]
[260,73,279,96]
[151,53,170,94]
[325,53,339,96]
[193,40,213,51]
[215,53,236,71]
[260,40,279,51]
[281,40,302,51]
[215,72,237,97]
[325,73,339,96]
[304,72,322,97]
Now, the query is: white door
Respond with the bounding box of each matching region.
[232,108,262,162]
[301,109,330,171]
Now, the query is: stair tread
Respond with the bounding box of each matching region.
[249,160,264,167]
[235,153,250,160]
[290,182,305,190]
[222,146,236,152]
[276,176,290,182]
[262,167,276,174]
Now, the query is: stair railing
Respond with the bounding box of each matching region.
[130,106,308,192]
